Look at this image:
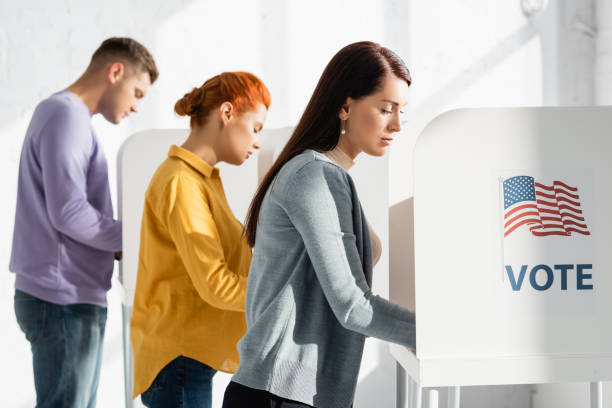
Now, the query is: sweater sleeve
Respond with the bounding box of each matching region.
[282,161,415,348]
[39,106,122,252]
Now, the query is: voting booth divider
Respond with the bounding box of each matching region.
[117,129,187,408]
[390,107,612,408]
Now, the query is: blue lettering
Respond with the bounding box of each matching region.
[505,265,528,291]
[506,264,594,291]
[530,264,554,291]
[577,264,593,290]
[554,264,573,291]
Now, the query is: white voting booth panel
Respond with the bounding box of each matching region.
[117,128,293,407]
[390,107,612,398]
[118,129,183,308]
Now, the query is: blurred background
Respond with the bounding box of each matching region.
[1,0,609,407]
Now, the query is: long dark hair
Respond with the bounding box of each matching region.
[244,41,411,246]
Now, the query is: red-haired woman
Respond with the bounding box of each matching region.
[130,71,270,408]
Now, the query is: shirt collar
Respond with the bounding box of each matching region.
[168,145,218,178]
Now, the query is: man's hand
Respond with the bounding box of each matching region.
[114,251,122,261]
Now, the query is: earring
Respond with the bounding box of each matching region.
[340,120,347,135]
[341,128,346,135]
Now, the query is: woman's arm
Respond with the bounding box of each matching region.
[282,160,415,348]
[162,175,247,312]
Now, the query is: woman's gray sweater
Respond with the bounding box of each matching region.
[232,150,416,408]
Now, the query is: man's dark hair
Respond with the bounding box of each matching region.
[90,37,159,84]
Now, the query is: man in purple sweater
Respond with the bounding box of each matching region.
[10,37,158,408]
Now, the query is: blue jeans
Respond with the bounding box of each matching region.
[13,289,107,408]
[141,356,217,408]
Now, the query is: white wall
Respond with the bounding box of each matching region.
[0,1,602,407]
[388,0,595,207]
[0,1,402,407]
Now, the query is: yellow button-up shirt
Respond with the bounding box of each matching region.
[130,145,251,397]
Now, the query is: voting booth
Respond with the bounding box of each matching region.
[390,107,612,408]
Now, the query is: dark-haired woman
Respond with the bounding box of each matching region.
[130,72,270,408]
[222,42,416,408]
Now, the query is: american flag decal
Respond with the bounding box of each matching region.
[503,176,590,238]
